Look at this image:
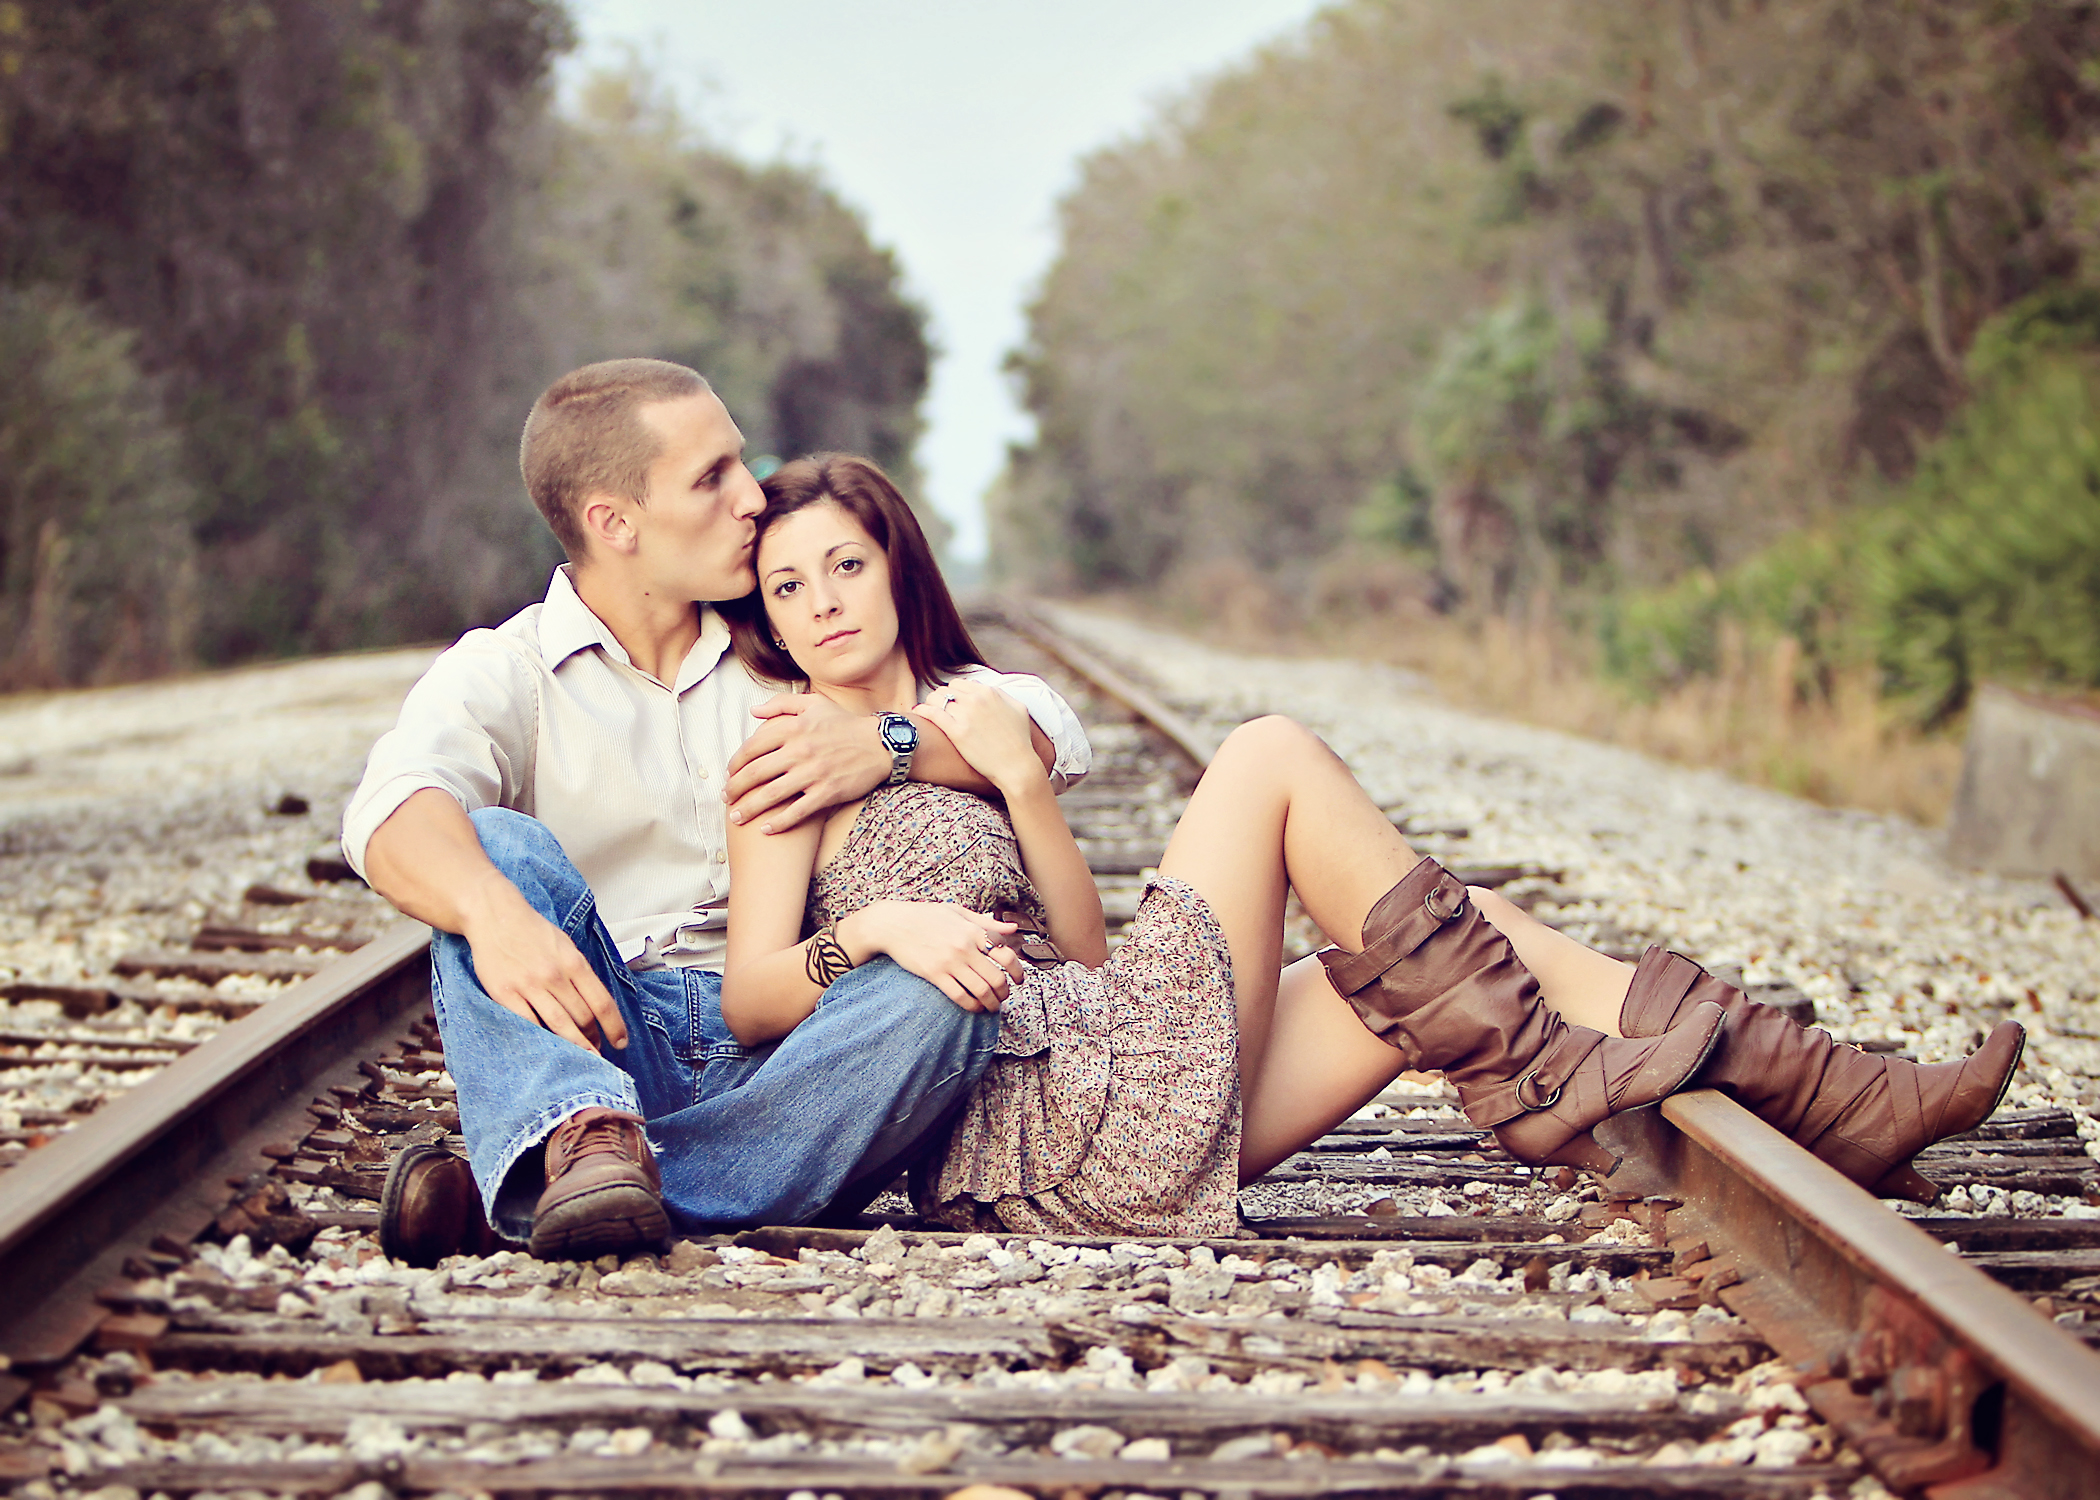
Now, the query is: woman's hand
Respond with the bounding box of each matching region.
[915,681,1044,797]
[844,899,1025,1011]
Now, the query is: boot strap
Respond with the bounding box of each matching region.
[1459,1025,1607,1127]
[1318,864,1471,997]
[1620,947,1703,1037]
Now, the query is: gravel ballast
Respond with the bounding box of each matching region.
[0,649,434,1135]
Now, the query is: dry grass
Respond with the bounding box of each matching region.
[1089,560,1964,826]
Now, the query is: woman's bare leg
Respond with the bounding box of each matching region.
[1152,717,1425,1179]
[1153,716,1638,1182]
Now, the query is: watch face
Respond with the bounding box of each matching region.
[880,714,918,754]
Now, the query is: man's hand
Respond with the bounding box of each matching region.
[725,694,887,833]
[365,790,628,1056]
[459,882,629,1054]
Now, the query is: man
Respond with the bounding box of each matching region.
[344,358,1089,1260]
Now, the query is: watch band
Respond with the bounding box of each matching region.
[878,711,918,786]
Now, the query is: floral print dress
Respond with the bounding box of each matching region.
[803,782,1242,1237]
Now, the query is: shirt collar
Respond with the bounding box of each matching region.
[537,565,734,693]
[537,566,623,669]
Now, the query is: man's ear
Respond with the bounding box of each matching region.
[578,490,638,560]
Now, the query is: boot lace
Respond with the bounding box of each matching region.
[552,1112,640,1171]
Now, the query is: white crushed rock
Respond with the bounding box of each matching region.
[0,649,431,1129]
[23,1213,1802,1483]
[1045,604,2100,1160]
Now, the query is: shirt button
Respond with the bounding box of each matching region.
[697,765,709,779]
[714,850,726,865]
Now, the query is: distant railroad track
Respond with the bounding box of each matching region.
[0,603,2095,1497]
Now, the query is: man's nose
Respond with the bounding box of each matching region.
[731,466,765,519]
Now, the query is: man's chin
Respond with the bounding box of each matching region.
[701,565,758,603]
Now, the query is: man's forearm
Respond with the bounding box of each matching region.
[363,788,523,937]
[908,716,1055,795]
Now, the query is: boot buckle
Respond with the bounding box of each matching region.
[1424,879,1468,923]
[1517,1069,1564,1111]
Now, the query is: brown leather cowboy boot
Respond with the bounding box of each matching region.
[527,1107,669,1261]
[379,1143,508,1268]
[1619,947,2026,1202]
[1319,857,1727,1177]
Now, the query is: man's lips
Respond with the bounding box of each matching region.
[814,627,859,648]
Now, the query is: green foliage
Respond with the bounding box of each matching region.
[995,0,2100,672]
[990,4,1498,591]
[0,11,932,683]
[1349,467,1433,553]
[541,69,931,496]
[1601,525,1861,695]
[0,286,198,686]
[1447,77,1526,162]
[1604,293,2100,724]
[529,67,936,548]
[0,0,574,662]
[1869,340,2100,723]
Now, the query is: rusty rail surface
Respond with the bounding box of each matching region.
[1603,1094,2100,1498]
[0,920,432,1368]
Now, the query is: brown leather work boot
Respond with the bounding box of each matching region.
[527,1108,668,1261]
[1620,947,2026,1202]
[379,1143,507,1268]
[1319,857,1726,1178]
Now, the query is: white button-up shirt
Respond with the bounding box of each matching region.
[342,568,1091,972]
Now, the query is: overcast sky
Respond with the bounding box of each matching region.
[561,0,1330,560]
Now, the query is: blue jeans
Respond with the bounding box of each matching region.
[431,808,1000,1238]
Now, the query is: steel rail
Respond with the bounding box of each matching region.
[0,919,432,1368]
[1603,1093,2100,1498]
[994,601,1221,770]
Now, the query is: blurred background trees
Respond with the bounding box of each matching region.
[0,0,929,686]
[6,0,2098,816]
[993,0,2100,769]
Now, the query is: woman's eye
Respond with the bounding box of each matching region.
[837,557,862,575]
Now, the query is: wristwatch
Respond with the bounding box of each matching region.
[877,711,919,786]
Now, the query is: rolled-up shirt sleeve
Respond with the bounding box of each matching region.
[949,667,1092,790]
[341,632,538,879]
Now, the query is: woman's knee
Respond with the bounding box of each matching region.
[1218,715,1335,767]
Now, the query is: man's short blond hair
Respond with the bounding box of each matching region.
[520,359,710,559]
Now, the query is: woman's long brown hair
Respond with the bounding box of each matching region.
[724,453,987,686]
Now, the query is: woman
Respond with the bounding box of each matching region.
[722,454,2025,1236]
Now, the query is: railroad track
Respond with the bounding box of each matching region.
[0,603,2096,1497]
